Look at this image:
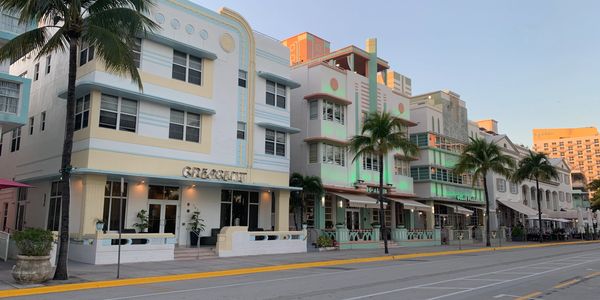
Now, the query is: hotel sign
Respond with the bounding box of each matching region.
[182,166,248,183]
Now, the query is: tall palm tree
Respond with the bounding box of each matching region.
[0,0,158,280]
[513,151,558,243]
[349,111,417,254]
[454,138,515,247]
[289,173,324,230]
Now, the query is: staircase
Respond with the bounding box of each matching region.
[174,246,217,260]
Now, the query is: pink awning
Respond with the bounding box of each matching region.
[0,178,31,189]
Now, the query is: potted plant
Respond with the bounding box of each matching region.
[188,210,205,248]
[95,219,105,231]
[133,209,149,233]
[316,235,336,251]
[11,228,54,284]
[335,222,345,229]
[371,222,381,229]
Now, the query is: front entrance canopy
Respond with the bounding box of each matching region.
[0,178,31,189]
[333,192,384,209]
[395,199,431,212]
[497,199,541,217]
[440,203,473,215]
[546,210,578,219]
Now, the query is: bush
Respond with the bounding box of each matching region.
[316,235,334,248]
[12,228,54,256]
[511,226,524,238]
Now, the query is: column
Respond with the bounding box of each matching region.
[427,200,435,229]
[314,195,325,229]
[80,174,108,234]
[274,190,290,231]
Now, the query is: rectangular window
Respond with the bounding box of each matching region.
[103,181,128,231]
[266,80,286,109]
[394,157,410,176]
[75,94,90,131]
[0,133,3,156]
[238,70,247,88]
[237,122,246,140]
[265,129,285,156]
[172,50,202,85]
[99,94,138,132]
[0,81,20,114]
[148,185,179,200]
[45,55,51,74]
[16,188,27,231]
[28,117,34,135]
[80,44,95,66]
[510,182,518,194]
[496,178,506,192]
[362,153,379,171]
[321,144,345,166]
[47,181,62,231]
[33,63,39,81]
[132,38,142,68]
[309,101,318,120]
[322,101,345,124]
[308,143,318,163]
[40,111,46,131]
[10,127,20,152]
[169,109,201,143]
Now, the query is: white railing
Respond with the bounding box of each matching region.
[0,231,9,261]
[217,226,307,257]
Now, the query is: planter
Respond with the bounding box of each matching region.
[12,255,53,284]
[317,247,337,252]
[335,224,345,229]
[189,232,200,247]
[96,222,104,231]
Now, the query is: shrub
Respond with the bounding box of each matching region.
[511,226,524,238]
[316,235,334,248]
[12,228,54,256]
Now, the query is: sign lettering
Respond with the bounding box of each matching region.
[182,166,248,183]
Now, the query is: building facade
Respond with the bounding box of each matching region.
[0,0,302,262]
[284,33,430,237]
[408,91,486,230]
[533,127,600,183]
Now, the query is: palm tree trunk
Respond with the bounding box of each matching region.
[483,175,491,247]
[536,179,543,243]
[54,37,78,280]
[300,192,305,229]
[379,154,389,254]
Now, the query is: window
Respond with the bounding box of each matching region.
[394,157,410,176]
[2,202,8,231]
[169,109,201,142]
[28,117,34,135]
[309,101,318,120]
[322,144,345,166]
[322,101,345,124]
[237,122,246,140]
[40,111,46,131]
[496,178,506,192]
[148,185,179,200]
[80,44,95,66]
[47,181,62,231]
[99,94,137,132]
[10,127,20,152]
[172,50,202,85]
[265,129,285,156]
[308,143,318,163]
[33,63,39,81]
[238,70,247,88]
[510,182,518,194]
[362,153,379,171]
[132,38,142,68]
[75,94,90,131]
[103,181,128,231]
[220,190,260,229]
[16,188,27,231]
[45,55,51,74]
[0,81,21,114]
[266,80,286,109]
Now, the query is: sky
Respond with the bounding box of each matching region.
[197,0,600,147]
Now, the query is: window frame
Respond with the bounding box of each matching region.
[265,129,286,157]
[40,111,46,131]
[10,127,20,152]
[168,109,201,143]
[322,101,345,124]
[99,94,138,132]
[171,50,202,85]
[309,101,318,120]
[103,181,128,231]
[132,38,142,68]
[33,63,39,81]
[45,55,51,74]
[362,152,380,171]
[28,116,34,135]
[75,94,90,131]
[308,143,318,163]
[265,80,287,109]
[47,181,62,231]
[238,70,247,88]
[80,44,95,66]
[237,122,246,140]
[321,143,345,166]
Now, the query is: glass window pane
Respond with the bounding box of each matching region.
[188,69,201,85]
[265,129,275,141]
[119,114,136,132]
[99,111,117,129]
[173,50,187,65]
[220,203,231,228]
[148,185,164,200]
[276,84,285,95]
[100,95,118,111]
[120,99,137,115]
[76,98,83,113]
[276,95,286,109]
[169,123,184,140]
[276,143,285,156]
[165,186,180,200]
[265,141,274,155]
[172,65,186,81]
[185,126,200,142]
[188,56,202,70]
[170,109,184,124]
[276,132,285,143]
[186,113,200,127]
[266,81,275,93]
[266,93,275,106]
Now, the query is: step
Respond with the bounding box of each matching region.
[174,247,216,260]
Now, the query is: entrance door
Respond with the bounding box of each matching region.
[148,202,179,235]
[346,209,360,230]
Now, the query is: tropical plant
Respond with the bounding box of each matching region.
[188,209,206,238]
[513,151,559,243]
[454,137,515,247]
[0,0,158,280]
[589,179,600,192]
[316,235,334,248]
[349,111,418,254]
[289,173,324,230]
[133,210,149,233]
[13,228,54,257]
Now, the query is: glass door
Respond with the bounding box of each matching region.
[346,209,360,230]
[148,202,179,235]
[164,204,177,234]
[148,204,162,233]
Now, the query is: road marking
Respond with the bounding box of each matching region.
[415,287,470,290]
[515,291,543,300]
[553,278,580,289]
[0,240,598,299]
[493,294,519,298]
[584,271,600,279]
[462,278,505,282]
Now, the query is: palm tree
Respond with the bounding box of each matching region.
[289,173,324,230]
[349,111,417,254]
[454,138,515,247]
[513,151,558,243]
[0,0,158,280]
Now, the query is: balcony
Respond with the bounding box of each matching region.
[0,73,31,132]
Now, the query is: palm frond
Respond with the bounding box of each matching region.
[0,26,49,62]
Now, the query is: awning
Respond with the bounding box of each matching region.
[332,192,385,209]
[441,203,474,215]
[0,178,31,190]
[256,122,301,134]
[394,199,431,212]
[257,71,301,89]
[546,210,578,219]
[497,199,540,217]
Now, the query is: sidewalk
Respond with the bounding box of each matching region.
[0,241,534,290]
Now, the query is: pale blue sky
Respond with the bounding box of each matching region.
[197,0,600,146]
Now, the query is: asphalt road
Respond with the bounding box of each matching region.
[19,243,600,300]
